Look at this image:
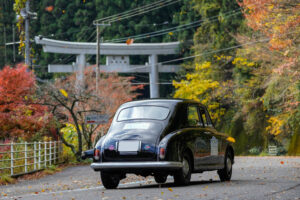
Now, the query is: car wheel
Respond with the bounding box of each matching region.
[154,174,167,184]
[217,150,233,182]
[100,172,120,189]
[174,151,192,185]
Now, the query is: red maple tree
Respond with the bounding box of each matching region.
[0,64,50,140]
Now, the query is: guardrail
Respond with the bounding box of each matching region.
[0,141,63,177]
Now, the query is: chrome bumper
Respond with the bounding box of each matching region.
[91,161,182,171]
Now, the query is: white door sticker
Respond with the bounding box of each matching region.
[210,136,218,156]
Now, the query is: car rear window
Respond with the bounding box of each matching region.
[117,106,170,121]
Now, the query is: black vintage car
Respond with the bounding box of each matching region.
[83,99,235,189]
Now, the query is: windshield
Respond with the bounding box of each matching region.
[117,106,170,121]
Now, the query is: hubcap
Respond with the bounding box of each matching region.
[226,157,232,174]
[182,157,189,176]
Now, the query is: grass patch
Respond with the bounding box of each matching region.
[0,174,16,185]
[259,151,270,156]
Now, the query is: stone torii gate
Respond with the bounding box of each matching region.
[35,36,180,98]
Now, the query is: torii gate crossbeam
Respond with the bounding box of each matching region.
[35,36,180,98]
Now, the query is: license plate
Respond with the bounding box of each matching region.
[118,141,140,152]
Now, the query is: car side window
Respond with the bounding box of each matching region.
[199,108,207,126]
[199,107,213,127]
[187,105,202,127]
[205,109,213,127]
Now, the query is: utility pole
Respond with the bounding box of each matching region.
[96,25,100,94]
[19,0,36,67]
[93,22,110,94]
[12,24,16,63]
[24,0,30,66]
[3,26,7,65]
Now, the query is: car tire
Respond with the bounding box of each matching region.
[154,174,167,184]
[100,172,120,189]
[174,151,192,185]
[217,150,233,182]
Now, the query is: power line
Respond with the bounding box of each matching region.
[106,0,181,24]
[106,8,243,43]
[117,30,299,73]
[105,1,271,43]
[96,0,169,22]
[95,0,181,23]
[159,30,299,65]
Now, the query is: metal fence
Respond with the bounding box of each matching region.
[0,141,63,177]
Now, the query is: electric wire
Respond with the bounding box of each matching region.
[106,8,243,43]
[105,0,181,24]
[159,32,299,65]
[95,0,181,23]
[95,0,170,22]
[119,30,300,73]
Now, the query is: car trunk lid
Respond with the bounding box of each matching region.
[103,122,162,161]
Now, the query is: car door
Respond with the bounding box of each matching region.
[199,107,223,168]
[188,105,211,170]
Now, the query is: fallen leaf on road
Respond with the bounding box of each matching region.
[168,188,173,192]
[280,161,284,165]
[41,189,45,192]
[161,192,164,195]
[28,186,32,189]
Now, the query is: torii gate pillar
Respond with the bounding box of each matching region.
[75,54,86,91]
[149,54,159,98]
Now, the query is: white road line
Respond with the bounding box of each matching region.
[1,180,153,199]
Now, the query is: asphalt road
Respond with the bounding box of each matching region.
[1,157,299,200]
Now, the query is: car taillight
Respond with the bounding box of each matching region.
[159,147,165,159]
[94,149,100,161]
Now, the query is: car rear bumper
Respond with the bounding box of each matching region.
[90,161,182,171]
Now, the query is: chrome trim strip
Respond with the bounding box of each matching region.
[91,161,182,170]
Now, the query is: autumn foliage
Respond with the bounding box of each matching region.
[38,66,143,159]
[0,64,49,140]
[238,0,300,50]
[174,0,300,155]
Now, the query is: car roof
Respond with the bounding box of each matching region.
[119,98,204,109]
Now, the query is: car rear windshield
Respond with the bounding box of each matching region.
[117,106,170,121]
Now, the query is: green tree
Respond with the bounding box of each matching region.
[0,0,21,68]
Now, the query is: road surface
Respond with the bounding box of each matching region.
[0,157,299,200]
